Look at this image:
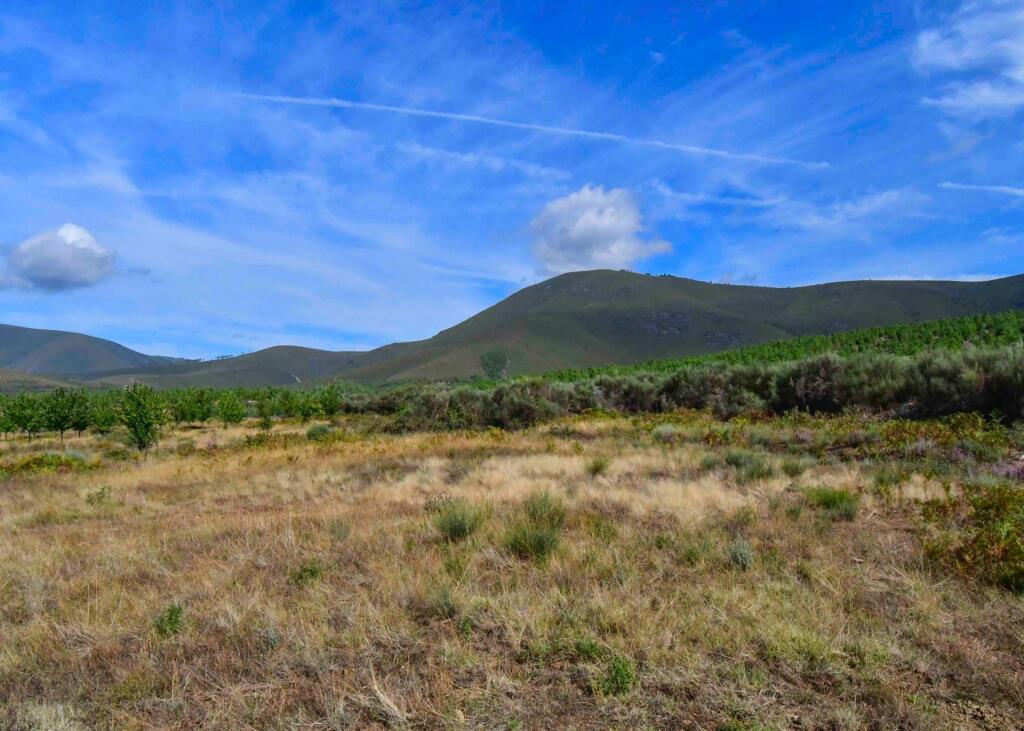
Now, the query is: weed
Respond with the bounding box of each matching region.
[599,655,637,695]
[327,518,351,543]
[153,603,184,638]
[586,456,610,478]
[290,560,324,587]
[728,536,755,570]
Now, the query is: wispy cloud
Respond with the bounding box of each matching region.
[236,93,830,170]
[940,181,1024,198]
[914,0,1024,118]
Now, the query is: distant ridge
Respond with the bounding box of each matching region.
[2,269,1022,388]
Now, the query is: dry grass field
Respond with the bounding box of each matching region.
[1,413,1022,729]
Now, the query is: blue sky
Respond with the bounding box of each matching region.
[0,0,1022,358]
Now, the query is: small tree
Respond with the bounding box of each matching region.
[90,392,120,435]
[69,390,92,437]
[0,395,13,439]
[480,350,509,380]
[119,383,162,451]
[43,387,76,441]
[9,393,44,439]
[318,381,345,418]
[215,391,246,428]
[255,390,275,432]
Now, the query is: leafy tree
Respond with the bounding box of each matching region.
[169,388,215,426]
[69,390,92,437]
[119,383,163,451]
[480,350,509,380]
[296,391,319,422]
[9,393,44,439]
[215,391,247,428]
[0,395,13,439]
[274,389,299,419]
[90,392,120,435]
[255,390,275,432]
[318,381,345,418]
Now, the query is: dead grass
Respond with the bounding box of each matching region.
[0,415,1022,729]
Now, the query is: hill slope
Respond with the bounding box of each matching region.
[0,324,181,377]
[8,269,1024,388]
[334,270,1024,382]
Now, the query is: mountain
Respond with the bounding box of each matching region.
[0,324,182,378]
[4,269,1024,388]
[91,346,365,389]
[330,270,1024,382]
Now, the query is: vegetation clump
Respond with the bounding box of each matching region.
[504,491,566,563]
[432,498,487,542]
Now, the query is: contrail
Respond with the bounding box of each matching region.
[940,182,1024,198]
[237,92,829,170]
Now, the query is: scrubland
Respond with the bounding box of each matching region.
[1,411,1022,730]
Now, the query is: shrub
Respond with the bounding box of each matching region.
[724,449,774,483]
[153,603,184,638]
[504,491,566,563]
[585,456,610,478]
[652,423,681,444]
[782,456,815,478]
[433,498,487,542]
[945,481,1024,593]
[805,487,859,521]
[290,560,324,587]
[728,536,755,570]
[599,655,637,695]
[306,424,334,443]
[523,491,566,531]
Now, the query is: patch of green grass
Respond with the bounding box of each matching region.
[504,491,566,563]
[805,487,860,521]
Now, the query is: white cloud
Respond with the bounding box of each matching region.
[940,181,1024,197]
[238,93,829,169]
[914,1,1024,118]
[7,223,116,291]
[531,185,670,274]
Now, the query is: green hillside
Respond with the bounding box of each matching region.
[0,324,181,377]
[6,269,1024,388]
[0,369,73,394]
[543,310,1024,381]
[334,270,1024,383]
[91,346,364,389]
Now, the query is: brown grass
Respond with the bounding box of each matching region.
[0,416,1022,729]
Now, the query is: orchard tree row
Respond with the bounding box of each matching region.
[0,381,362,450]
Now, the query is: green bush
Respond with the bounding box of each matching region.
[153,603,184,638]
[290,559,324,587]
[935,481,1024,593]
[599,655,637,695]
[433,498,487,542]
[306,424,334,443]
